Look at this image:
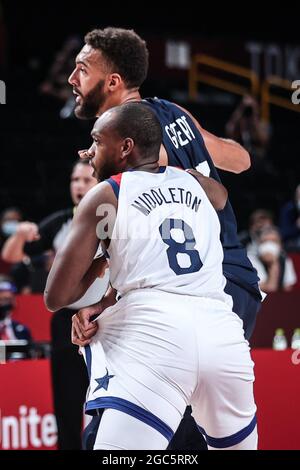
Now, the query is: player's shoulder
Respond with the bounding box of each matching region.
[77,180,118,212]
[106,173,122,190]
[143,96,175,110]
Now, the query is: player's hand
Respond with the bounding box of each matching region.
[186,168,203,177]
[71,288,117,346]
[71,313,98,347]
[16,222,40,242]
[71,303,101,346]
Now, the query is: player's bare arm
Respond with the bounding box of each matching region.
[186,169,228,210]
[45,182,116,311]
[177,104,250,174]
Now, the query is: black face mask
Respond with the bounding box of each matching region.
[0,303,13,321]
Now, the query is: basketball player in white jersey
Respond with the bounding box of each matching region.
[45,103,257,450]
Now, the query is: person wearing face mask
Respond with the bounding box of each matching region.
[247,227,297,293]
[0,208,23,276]
[239,209,274,256]
[1,159,109,450]
[0,279,32,342]
[279,184,300,251]
[0,207,23,243]
[0,208,52,294]
[0,208,24,281]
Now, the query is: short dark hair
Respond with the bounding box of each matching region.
[110,102,162,159]
[84,27,149,88]
[0,207,23,222]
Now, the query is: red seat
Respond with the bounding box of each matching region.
[12,294,52,341]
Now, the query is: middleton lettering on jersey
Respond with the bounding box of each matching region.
[132,187,201,216]
[165,115,195,148]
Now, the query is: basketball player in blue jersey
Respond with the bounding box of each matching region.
[68,27,262,450]
[45,103,257,450]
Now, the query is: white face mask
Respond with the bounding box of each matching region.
[296,200,300,212]
[258,241,281,258]
[1,220,19,237]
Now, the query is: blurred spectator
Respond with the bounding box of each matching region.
[247,227,297,293]
[239,209,274,255]
[39,35,81,118]
[11,250,55,294]
[0,207,23,276]
[226,95,272,175]
[0,279,32,341]
[0,207,51,292]
[1,159,106,450]
[279,184,300,251]
[0,207,23,249]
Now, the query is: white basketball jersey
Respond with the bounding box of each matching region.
[107,167,228,303]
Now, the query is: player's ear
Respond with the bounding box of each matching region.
[107,73,122,90]
[120,138,134,159]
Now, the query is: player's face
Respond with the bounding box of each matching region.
[87,111,129,183]
[68,45,108,119]
[70,163,97,205]
[88,128,123,183]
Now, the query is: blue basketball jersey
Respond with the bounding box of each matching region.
[143,97,260,296]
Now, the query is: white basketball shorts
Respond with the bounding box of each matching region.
[82,289,256,447]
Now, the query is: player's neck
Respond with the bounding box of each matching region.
[97,90,141,116]
[129,160,160,173]
[120,89,141,105]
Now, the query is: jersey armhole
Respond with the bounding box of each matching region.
[106,174,122,199]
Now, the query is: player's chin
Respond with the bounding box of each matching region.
[74,104,91,120]
[74,104,84,119]
[93,169,102,182]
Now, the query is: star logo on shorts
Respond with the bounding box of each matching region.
[93,368,114,392]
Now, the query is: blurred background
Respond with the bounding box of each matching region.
[0,2,299,229]
[0,1,300,451]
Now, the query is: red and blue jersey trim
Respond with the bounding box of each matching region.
[106,167,174,198]
[106,173,122,199]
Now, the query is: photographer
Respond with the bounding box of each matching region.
[226,95,271,173]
